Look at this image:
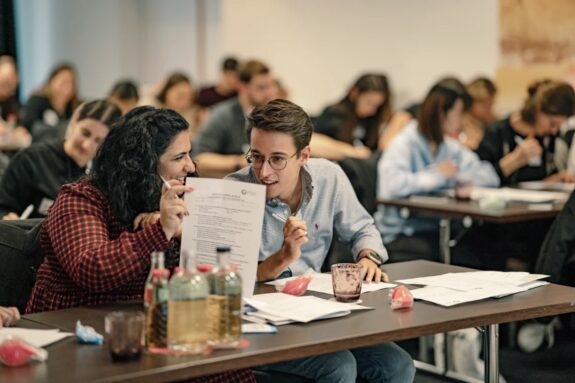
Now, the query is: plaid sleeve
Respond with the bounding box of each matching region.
[46,185,170,293]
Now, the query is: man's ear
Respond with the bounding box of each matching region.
[299,145,311,164]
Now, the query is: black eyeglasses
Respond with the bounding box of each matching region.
[245,149,298,171]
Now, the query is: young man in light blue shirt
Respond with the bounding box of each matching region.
[226,99,415,383]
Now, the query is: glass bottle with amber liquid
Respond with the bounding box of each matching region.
[167,250,209,354]
[145,252,169,348]
[207,246,242,347]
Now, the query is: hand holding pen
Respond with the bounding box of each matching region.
[514,134,542,166]
[273,213,308,263]
[159,176,193,240]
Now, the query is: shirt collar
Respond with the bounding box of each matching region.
[250,164,314,208]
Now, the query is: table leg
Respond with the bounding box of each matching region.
[439,218,451,264]
[483,324,499,383]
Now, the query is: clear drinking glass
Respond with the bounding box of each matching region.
[331,263,362,302]
[105,311,145,362]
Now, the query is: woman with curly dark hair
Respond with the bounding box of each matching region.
[26,106,196,314]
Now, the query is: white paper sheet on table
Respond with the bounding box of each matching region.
[397,271,548,292]
[0,328,73,348]
[244,293,372,324]
[470,187,568,203]
[181,178,265,298]
[265,272,396,295]
[400,271,549,307]
[518,181,575,193]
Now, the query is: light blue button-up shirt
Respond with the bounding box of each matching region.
[375,121,500,243]
[226,158,388,276]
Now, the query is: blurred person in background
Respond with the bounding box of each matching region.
[108,79,139,115]
[459,77,498,150]
[20,63,81,138]
[0,100,121,220]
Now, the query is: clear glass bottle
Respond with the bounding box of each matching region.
[167,250,209,354]
[145,252,169,348]
[207,246,242,347]
[144,252,159,310]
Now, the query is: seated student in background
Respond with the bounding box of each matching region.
[226,99,415,383]
[0,306,19,328]
[379,77,471,151]
[0,100,121,220]
[20,63,81,136]
[193,59,276,178]
[313,73,392,158]
[0,56,31,147]
[197,56,239,108]
[153,72,201,140]
[108,79,139,115]
[25,106,256,383]
[477,80,575,185]
[375,83,499,263]
[459,77,498,150]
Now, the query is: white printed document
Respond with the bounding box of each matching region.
[266,272,396,295]
[399,271,549,307]
[0,328,73,348]
[181,178,265,298]
[244,293,372,324]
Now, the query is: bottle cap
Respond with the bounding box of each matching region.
[197,264,213,273]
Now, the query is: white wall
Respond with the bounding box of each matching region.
[219,0,499,114]
[15,0,200,101]
[15,0,499,114]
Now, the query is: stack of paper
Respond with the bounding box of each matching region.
[397,271,549,307]
[471,187,568,203]
[265,272,396,295]
[243,293,372,325]
[0,328,73,347]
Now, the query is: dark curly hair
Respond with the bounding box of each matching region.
[90,106,193,227]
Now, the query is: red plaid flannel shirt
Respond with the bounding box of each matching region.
[26,179,172,313]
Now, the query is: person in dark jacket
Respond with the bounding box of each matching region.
[20,63,81,136]
[315,73,392,152]
[0,100,121,219]
[476,80,575,185]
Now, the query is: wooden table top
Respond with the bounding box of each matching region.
[5,260,575,383]
[378,196,564,223]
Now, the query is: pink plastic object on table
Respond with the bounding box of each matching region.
[390,285,414,310]
[0,336,48,367]
[275,275,312,296]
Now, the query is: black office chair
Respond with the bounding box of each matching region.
[0,219,45,312]
[337,150,382,216]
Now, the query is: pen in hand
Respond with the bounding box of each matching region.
[160,176,172,190]
[272,212,287,223]
[20,204,34,219]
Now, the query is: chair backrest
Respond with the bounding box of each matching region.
[535,190,575,284]
[337,150,382,215]
[0,219,45,312]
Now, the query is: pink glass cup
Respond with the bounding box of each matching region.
[331,263,362,302]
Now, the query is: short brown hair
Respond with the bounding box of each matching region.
[521,80,575,123]
[238,60,270,84]
[467,77,497,101]
[246,99,312,152]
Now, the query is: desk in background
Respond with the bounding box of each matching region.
[378,196,564,264]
